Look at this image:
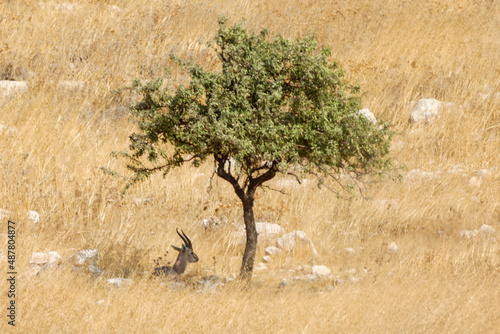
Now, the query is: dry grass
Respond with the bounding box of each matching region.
[1,0,499,332]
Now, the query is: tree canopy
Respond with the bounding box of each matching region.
[111,17,395,279]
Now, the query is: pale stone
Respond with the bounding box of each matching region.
[0,80,28,99]
[357,108,377,124]
[388,242,399,252]
[254,262,268,272]
[262,255,272,263]
[409,99,453,123]
[30,252,49,264]
[276,230,318,255]
[469,177,481,188]
[28,210,40,223]
[71,249,98,266]
[265,246,282,257]
[479,224,495,234]
[48,251,62,265]
[344,248,356,254]
[107,278,134,288]
[312,265,331,277]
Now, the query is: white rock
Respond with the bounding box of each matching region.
[469,177,481,188]
[460,225,495,239]
[307,274,319,281]
[48,251,62,265]
[312,265,331,277]
[254,262,268,272]
[233,223,285,246]
[28,210,40,223]
[255,222,285,238]
[107,278,134,288]
[410,99,453,123]
[460,230,479,238]
[71,249,98,266]
[262,255,272,263]
[88,265,104,276]
[387,242,399,252]
[0,208,9,220]
[96,299,106,305]
[265,246,282,257]
[30,252,49,265]
[357,108,377,124]
[344,247,356,254]
[0,80,28,99]
[479,224,495,234]
[276,230,318,255]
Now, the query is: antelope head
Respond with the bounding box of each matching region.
[152,229,199,277]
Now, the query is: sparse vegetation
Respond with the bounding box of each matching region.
[0,0,499,332]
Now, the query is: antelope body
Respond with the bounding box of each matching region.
[152,229,198,277]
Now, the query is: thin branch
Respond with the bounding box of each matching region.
[287,172,302,184]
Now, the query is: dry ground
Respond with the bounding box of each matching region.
[0,0,499,332]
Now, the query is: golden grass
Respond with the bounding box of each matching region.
[0,0,499,332]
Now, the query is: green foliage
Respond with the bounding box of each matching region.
[116,17,394,194]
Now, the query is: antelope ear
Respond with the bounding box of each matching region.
[171,245,181,252]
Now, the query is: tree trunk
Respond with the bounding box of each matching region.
[240,195,257,280]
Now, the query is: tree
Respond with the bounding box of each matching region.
[111,17,394,280]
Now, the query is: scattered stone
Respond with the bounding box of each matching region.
[28,210,40,223]
[0,209,8,220]
[0,80,28,100]
[255,222,285,238]
[71,249,98,267]
[387,242,399,252]
[469,176,481,188]
[254,262,268,272]
[344,247,356,254]
[47,251,62,269]
[30,252,49,265]
[312,265,331,277]
[276,230,318,255]
[225,273,237,283]
[479,224,495,234]
[262,255,272,263]
[460,224,495,239]
[409,98,453,123]
[349,276,361,283]
[307,274,319,281]
[201,217,222,230]
[460,230,479,238]
[357,108,377,124]
[198,275,224,293]
[265,246,282,257]
[88,265,105,276]
[107,278,134,288]
[0,209,40,222]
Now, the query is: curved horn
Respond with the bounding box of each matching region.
[176,228,189,248]
[182,230,193,249]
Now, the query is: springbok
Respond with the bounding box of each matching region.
[152,229,199,277]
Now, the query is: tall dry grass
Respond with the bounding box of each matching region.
[0,0,499,332]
